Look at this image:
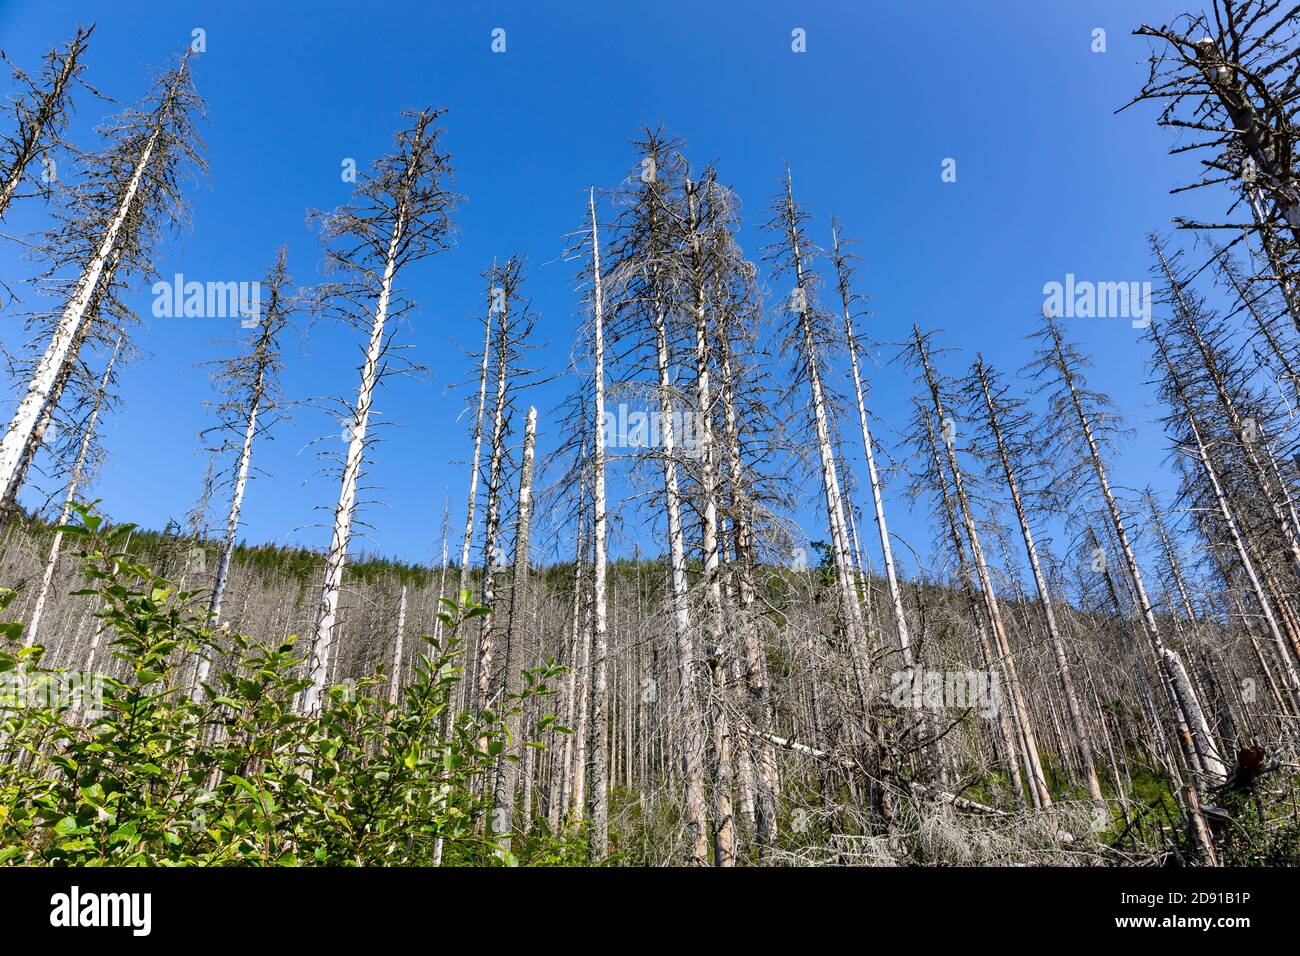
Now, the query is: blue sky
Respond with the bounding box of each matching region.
[0,0,1225,574]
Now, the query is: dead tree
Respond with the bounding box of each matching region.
[303,110,457,713]
[763,169,871,707]
[1028,315,1227,794]
[605,129,709,863]
[490,405,538,850]
[24,333,121,648]
[967,357,1104,801]
[829,219,916,672]
[1130,1,1300,328]
[906,328,1052,809]
[0,24,94,220]
[200,248,294,630]
[0,54,203,522]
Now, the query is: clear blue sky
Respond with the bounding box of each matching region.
[0,0,1223,574]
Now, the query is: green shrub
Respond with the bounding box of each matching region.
[0,503,564,866]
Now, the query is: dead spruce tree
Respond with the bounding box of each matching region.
[457,265,495,605]
[604,129,710,863]
[1148,324,1300,704]
[200,248,294,629]
[1205,238,1300,412]
[1131,0,1300,329]
[490,404,538,851]
[0,24,94,220]
[1154,238,1300,590]
[966,356,1104,801]
[558,187,614,857]
[473,254,540,718]
[1,238,129,526]
[681,168,739,866]
[23,332,121,648]
[1028,316,1227,798]
[1148,242,1300,692]
[905,328,1052,809]
[303,110,456,713]
[762,169,871,708]
[0,54,203,522]
[705,175,783,853]
[829,220,915,676]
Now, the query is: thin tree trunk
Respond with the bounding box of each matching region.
[388,585,407,707]
[25,334,122,647]
[491,406,537,852]
[586,190,612,859]
[974,360,1102,801]
[304,121,424,714]
[0,67,186,513]
[916,330,1052,808]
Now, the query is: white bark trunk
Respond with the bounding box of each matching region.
[388,585,408,707]
[586,190,612,858]
[303,135,418,714]
[491,406,537,851]
[25,335,122,648]
[0,102,169,508]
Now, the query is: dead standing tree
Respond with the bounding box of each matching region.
[473,254,541,719]
[1027,315,1227,860]
[200,248,295,629]
[762,169,871,711]
[904,328,1053,809]
[966,356,1104,801]
[1148,323,1300,703]
[0,24,95,221]
[302,109,457,713]
[0,54,203,524]
[1130,1,1300,329]
[604,129,710,863]
[23,332,121,648]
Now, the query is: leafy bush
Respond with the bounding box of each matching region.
[0,504,564,866]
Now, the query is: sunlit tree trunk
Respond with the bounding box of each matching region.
[25,334,122,648]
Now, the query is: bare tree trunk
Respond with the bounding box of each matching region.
[0,66,187,513]
[1045,320,1226,783]
[432,496,450,646]
[685,179,734,866]
[458,275,494,601]
[491,406,537,852]
[388,585,407,707]
[915,330,1052,808]
[778,176,870,702]
[650,280,710,863]
[831,223,914,670]
[585,190,612,859]
[304,119,427,714]
[924,414,1027,809]
[973,359,1102,801]
[206,367,261,630]
[25,334,122,647]
[1152,329,1300,698]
